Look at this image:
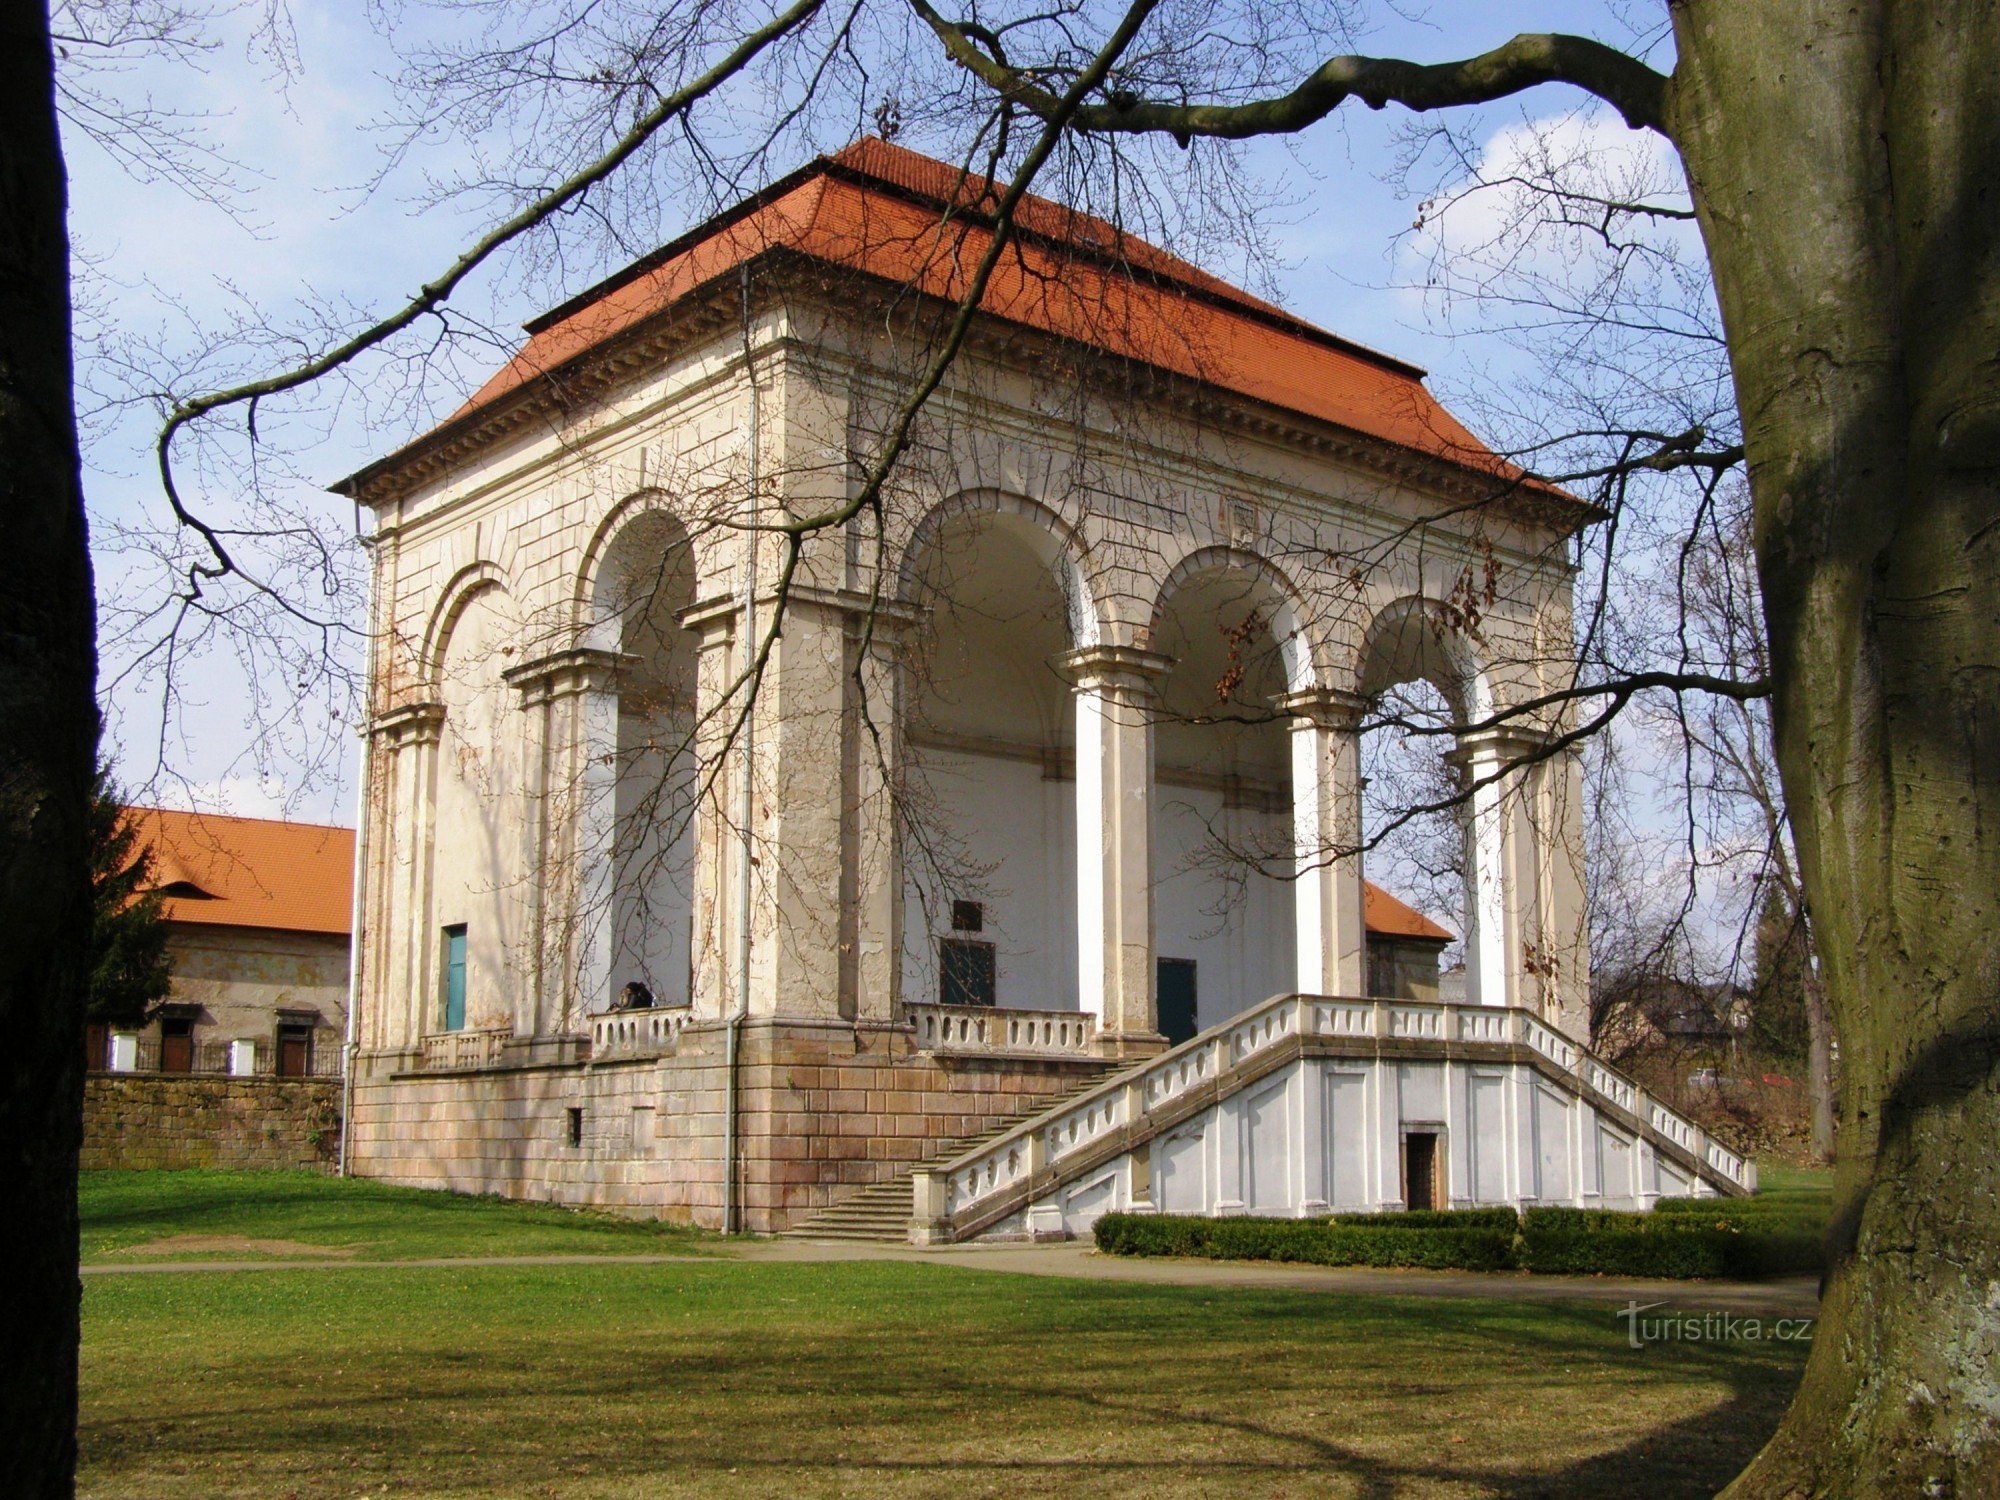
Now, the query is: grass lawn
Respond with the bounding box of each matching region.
[76,1168,1817,1497]
[1747,1162,1833,1216]
[80,1169,713,1262]
[79,1261,1809,1498]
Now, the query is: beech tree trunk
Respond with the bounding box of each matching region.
[0,1,96,1493]
[1805,965,1836,1163]
[1671,1,2000,1490]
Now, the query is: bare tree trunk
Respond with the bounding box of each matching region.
[1673,1,2000,1490]
[0,2,96,1493]
[1804,965,1836,1163]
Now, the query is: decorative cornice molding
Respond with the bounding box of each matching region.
[1278,687,1370,731]
[1055,644,1177,692]
[369,701,446,747]
[503,646,631,701]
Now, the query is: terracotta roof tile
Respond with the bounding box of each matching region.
[422,139,1537,495]
[124,808,353,937]
[1364,881,1454,943]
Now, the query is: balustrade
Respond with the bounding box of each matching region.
[918,989,1753,1240]
[901,1002,1097,1058]
[590,1006,694,1060]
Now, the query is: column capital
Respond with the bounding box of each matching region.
[368,700,445,748]
[1278,687,1370,731]
[1445,721,1557,768]
[503,646,630,703]
[1055,644,1176,692]
[678,585,925,645]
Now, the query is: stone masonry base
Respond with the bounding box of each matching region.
[347,1018,1108,1232]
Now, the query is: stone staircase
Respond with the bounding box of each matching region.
[784,1068,1116,1243]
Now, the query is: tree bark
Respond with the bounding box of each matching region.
[1671,0,2000,1490]
[0,1,96,1493]
[1805,964,1836,1163]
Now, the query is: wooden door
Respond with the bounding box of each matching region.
[159,1019,194,1073]
[278,1025,312,1078]
[1404,1131,1440,1211]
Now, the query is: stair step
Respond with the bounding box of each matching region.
[785,1065,1118,1242]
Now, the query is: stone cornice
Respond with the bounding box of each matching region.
[678,584,925,641]
[1055,644,1177,691]
[1278,687,1371,731]
[503,646,631,701]
[331,257,1600,541]
[368,701,446,748]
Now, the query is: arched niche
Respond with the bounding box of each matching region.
[1147,550,1311,1034]
[431,581,525,1033]
[896,496,1092,1012]
[586,506,699,1007]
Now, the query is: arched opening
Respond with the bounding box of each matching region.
[432,584,524,1034]
[1150,562,1300,1037]
[1357,598,1481,1002]
[590,510,698,1008]
[899,506,1086,1011]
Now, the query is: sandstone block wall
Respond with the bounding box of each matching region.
[346,1019,1108,1231]
[83,1075,343,1171]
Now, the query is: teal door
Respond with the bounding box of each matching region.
[443,925,467,1032]
[1157,958,1198,1046]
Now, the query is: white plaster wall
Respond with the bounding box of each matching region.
[1152,785,1295,1029]
[998,1054,1723,1239]
[901,748,1078,1010]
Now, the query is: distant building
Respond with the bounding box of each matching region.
[93,810,352,1078]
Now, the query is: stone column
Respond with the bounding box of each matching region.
[505,648,627,1034]
[1060,645,1173,1058]
[365,702,443,1054]
[845,598,917,1024]
[1282,688,1369,998]
[1447,727,1546,1012]
[1536,744,1592,1042]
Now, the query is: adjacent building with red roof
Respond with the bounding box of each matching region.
[94,809,353,1078]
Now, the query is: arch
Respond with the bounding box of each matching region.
[1353,593,1493,722]
[572,489,695,647]
[897,489,1102,648]
[419,562,514,692]
[1147,544,1317,696]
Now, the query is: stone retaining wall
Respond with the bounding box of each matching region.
[83,1074,343,1171]
[346,1019,1109,1231]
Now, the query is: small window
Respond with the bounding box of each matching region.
[442,925,468,1032]
[84,1022,109,1073]
[940,937,996,1007]
[566,1107,585,1149]
[950,899,984,933]
[159,1016,195,1074]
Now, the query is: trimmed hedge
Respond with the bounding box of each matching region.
[1520,1205,1824,1279]
[1092,1213,1516,1271]
[1095,1203,1823,1280]
[1519,1224,1822,1279]
[1327,1207,1520,1231]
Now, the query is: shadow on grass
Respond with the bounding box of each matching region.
[81,1260,1805,1497]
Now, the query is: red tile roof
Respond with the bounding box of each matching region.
[124,808,354,937]
[1365,882,1454,944]
[353,138,1551,500]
